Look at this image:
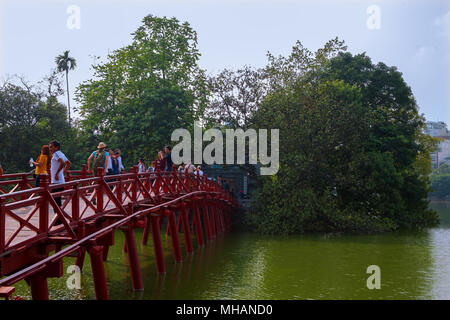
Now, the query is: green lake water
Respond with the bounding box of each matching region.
[11,201,450,300]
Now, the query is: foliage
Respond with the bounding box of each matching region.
[76,14,207,166]
[205,66,267,130]
[430,174,450,198]
[430,163,450,198]
[0,79,77,173]
[433,163,450,175]
[248,42,439,234]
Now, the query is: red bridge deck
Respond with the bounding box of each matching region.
[0,166,238,300]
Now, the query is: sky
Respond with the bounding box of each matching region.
[0,0,449,124]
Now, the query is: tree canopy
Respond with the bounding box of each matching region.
[76,14,207,165]
[247,42,439,234]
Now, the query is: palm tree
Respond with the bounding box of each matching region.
[55,50,77,126]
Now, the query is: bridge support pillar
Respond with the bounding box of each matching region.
[167,209,182,263]
[88,245,109,300]
[209,204,217,238]
[141,217,150,246]
[29,274,49,300]
[201,204,212,241]
[124,226,144,291]
[220,208,225,233]
[193,205,204,247]
[215,205,223,234]
[151,215,166,274]
[102,246,110,261]
[181,205,193,253]
[75,221,86,271]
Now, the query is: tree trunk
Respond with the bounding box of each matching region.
[66,70,71,126]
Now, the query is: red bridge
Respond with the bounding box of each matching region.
[0,166,238,300]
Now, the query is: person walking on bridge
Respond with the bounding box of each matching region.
[163,145,173,172]
[185,161,196,175]
[88,142,110,176]
[49,140,71,207]
[29,145,50,187]
[115,148,125,173]
[137,158,146,174]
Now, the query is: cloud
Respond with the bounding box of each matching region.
[412,45,440,65]
[434,11,450,37]
[414,45,436,59]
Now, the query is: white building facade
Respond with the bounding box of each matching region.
[425,121,450,168]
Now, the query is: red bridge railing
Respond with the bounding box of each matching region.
[0,166,238,300]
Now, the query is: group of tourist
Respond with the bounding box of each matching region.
[136,145,203,176]
[86,142,125,176]
[2,141,208,199]
[28,141,71,207]
[1,140,237,215]
[177,162,203,176]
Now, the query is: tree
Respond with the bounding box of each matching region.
[0,80,50,172]
[0,76,79,173]
[431,174,450,198]
[206,66,267,130]
[55,50,77,126]
[248,41,439,234]
[76,14,207,165]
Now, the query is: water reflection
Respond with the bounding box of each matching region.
[9,201,450,299]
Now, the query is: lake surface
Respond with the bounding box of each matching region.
[12,201,450,300]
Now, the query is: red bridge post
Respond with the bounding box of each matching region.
[201,202,212,241]
[192,203,204,247]
[39,174,49,233]
[167,209,182,263]
[208,199,217,239]
[0,197,5,254]
[180,203,193,254]
[141,216,150,246]
[72,183,80,222]
[131,166,138,202]
[88,244,109,300]
[19,174,28,200]
[151,212,166,274]
[124,203,144,291]
[76,221,86,271]
[96,168,104,213]
[29,273,49,300]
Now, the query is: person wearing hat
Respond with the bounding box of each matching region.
[87,142,110,176]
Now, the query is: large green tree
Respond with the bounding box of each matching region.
[0,79,74,173]
[76,14,207,166]
[248,41,439,234]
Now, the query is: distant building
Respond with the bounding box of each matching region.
[202,164,256,207]
[425,121,450,168]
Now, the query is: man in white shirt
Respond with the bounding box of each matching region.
[49,140,71,207]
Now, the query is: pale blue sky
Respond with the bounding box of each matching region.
[1,0,449,124]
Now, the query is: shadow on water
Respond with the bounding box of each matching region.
[10,201,450,299]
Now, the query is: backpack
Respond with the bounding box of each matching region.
[92,150,106,173]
